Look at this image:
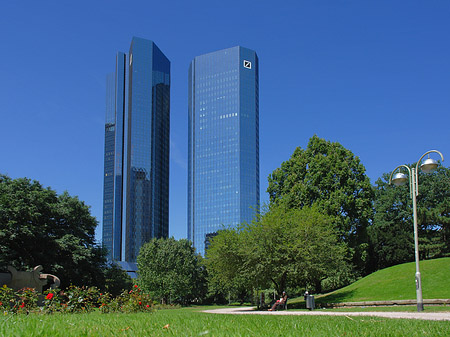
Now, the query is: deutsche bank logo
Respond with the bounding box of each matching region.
[243,60,252,69]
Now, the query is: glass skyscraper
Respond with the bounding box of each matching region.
[102,37,170,264]
[102,52,126,262]
[125,37,170,262]
[188,46,259,256]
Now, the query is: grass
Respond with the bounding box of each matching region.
[1,258,449,336]
[328,305,450,312]
[1,306,450,337]
[314,257,450,304]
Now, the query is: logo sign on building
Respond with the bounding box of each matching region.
[243,60,252,69]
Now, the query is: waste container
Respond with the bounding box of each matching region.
[306,295,315,310]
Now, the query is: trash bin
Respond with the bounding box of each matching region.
[306,295,315,310]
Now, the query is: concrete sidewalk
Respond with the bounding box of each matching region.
[203,306,450,321]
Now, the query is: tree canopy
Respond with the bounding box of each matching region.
[206,205,348,295]
[204,225,251,303]
[137,237,207,304]
[267,135,374,273]
[369,165,450,270]
[0,174,107,288]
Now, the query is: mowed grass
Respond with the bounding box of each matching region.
[317,257,450,304]
[329,305,450,312]
[1,307,450,337]
[2,258,449,336]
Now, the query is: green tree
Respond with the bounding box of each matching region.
[205,227,252,303]
[137,238,207,305]
[0,175,106,288]
[267,135,374,273]
[369,166,450,270]
[417,166,450,258]
[207,205,348,295]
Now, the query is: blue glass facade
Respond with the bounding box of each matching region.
[103,38,170,264]
[102,52,126,261]
[188,46,259,256]
[126,37,170,262]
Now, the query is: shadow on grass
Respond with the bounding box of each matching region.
[287,290,357,309]
[316,290,357,305]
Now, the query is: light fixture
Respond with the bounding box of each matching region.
[391,172,408,186]
[420,158,439,174]
[388,149,444,312]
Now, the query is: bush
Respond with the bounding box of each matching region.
[0,284,155,315]
[16,287,38,313]
[0,285,39,314]
[60,286,102,313]
[0,284,16,312]
[111,285,153,313]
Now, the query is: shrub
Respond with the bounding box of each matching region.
[0,286,39,314]
[60,286,102,313]
[0,284,156,315]
[111,285,154,313]
[0,284,16,313]
[16,287,38,313]
[41,289,66,313]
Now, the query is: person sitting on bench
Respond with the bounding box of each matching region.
[268,291,287,311]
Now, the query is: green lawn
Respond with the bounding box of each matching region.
[328,305,450,312]
[1,307,449,337]
[2,258,449,336]
[313,257,450,304]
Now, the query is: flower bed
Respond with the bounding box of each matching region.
[0,284,154,314]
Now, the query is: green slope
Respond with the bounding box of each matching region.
[318,257,450,303]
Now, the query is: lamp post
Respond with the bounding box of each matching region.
[389,150,444,312]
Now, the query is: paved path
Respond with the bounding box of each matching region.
[203,306,450,321]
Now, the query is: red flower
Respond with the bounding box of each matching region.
[100,293,102,296]
[146,304,150,308]
[20,303,25,308]
[134,285,138,288]
[0,301,2,306]
[139,301,142,305]
[46,293,54,300]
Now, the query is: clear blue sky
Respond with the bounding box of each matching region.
[1,1,449,242]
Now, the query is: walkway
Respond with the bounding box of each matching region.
[203,306,450,321]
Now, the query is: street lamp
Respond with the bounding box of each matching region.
[389,150,444,312]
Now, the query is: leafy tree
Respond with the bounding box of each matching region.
[207,205,348,295]
[137,238,207,305]
[369,166,450,270]
[0,175,107,288]
[417,166,450,258]
[267,135,374,273]
[204,228,252,303]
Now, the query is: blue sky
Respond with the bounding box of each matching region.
[1,1,449,242]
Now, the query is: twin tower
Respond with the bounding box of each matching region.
[102,37,259,264]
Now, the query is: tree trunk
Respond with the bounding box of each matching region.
[271,278,279,295]
[314,279,322,294]
[279,272,287,295]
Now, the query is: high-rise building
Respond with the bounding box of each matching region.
[102,37,170,264]
[102,52,126,262]
[188,46,259,256]
[125,37,170,262]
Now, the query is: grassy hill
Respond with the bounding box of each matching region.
[316,257,450,304]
